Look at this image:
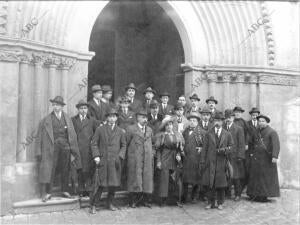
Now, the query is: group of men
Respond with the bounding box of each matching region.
[34,82,280,214]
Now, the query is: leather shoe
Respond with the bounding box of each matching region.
[62,192,72,198]
[42,194,51,202]
[217,204,224,210]
[234,196,241,201]
[90,206,96,214]
[144,202,152,208]
[108,203,117,211]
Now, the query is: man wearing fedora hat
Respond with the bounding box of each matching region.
[147,100,163,136]
[186,93,201,114]
[88,84,109,123]
[199,106,214,132]
[90,108,126,213]
[200,112,233,210]
[126,109,154,208]
[35,96,82,202]
[158,91,174,116]
[125,83,142,113]
[101,85,115,109]
[117,96,135,130]
[247,114,280,202]
[223,109,246,201]
[182,112,206,204]
[172,103,189,134]
[72,99,100,197]
[205,96,221,122]
[143,87,156,113]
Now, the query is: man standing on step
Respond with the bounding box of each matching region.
[35,96,82,202]
[90,108,126,213]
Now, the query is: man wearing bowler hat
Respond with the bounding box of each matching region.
[200,112,233,210]
[125,83,142,113]
[247,114,280,202]
[88,84,109,123]
[143,87,156,113]
[90,108,126,213]
[159,91,174,116]
[205,96,221,121]
[187,94,201,114]
[72,99,100,197]
[35,96,82,202]
[126,109,154,208]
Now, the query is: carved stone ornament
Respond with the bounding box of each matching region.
[206,72,218,82]
[258,74,298,86]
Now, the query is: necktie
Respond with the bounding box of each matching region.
[56,113,61,120]
[147,100,150,104]
[216,128,219,137]
[177,117,182,123]
[227,125,230,130]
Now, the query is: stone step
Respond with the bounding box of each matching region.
[13,191,128,215]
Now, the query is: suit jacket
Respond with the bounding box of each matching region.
[247,120,259,151]
[199,120,214,132]
[91,124,126,187]
[142,99,154,114]
[117,110,136,130]
[186,106,201,115]
[209,109,221,122]
[147,113,163,136]
[158,103,174,116]
[72,115,100,172]
[201,128,233,188]
[88,99,109,122]
[129,98,142,113]
[35,111,82,183]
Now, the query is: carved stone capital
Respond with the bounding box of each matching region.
[58,57,77,69]
[31,53,44,65]
[247,74,258,83]
[206,72,218,82]
[222,73,231,82]
[0,50,20,62]
[19,54,31,64]
[235,73,245,83]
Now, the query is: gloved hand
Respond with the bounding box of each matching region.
[94,157,100,164]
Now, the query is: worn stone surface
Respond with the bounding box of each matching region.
[2,189,299,225]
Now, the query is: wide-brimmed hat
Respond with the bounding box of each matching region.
[102,85,113,93]
[136,109,148,117]
[91,84,102,93]
[174,102,185,110]
[257,114,270,123]
[233,106,245,113]
[119,96,130,104]
[224,109,235,118]
[143,87,156,95]
[105,108,119,117]
[189,93,200,101]
[125,83,137,91]
[213,112,225,120]
[249,107,260,115]
[159,91,170,98]
[187,112,201,121]
[76,99,89,108]
[206,96,218,104]
[50,96,66,106]
[159,115,175,131]
[150,100,159,108]
[200,106,211,114]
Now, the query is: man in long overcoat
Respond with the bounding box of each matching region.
[224,109,245,201]
[35,96,82,202]
[201,112,233,210]
[247,114,280,202]
[126,109,154,208]
[147,100,163,136]
[117,96,135,130]
[90,108,126,213]
[125,83,143,113]
[72,99,100,196]
[88,84,109,123]
[182,112,206,203]
[199,106,214,131]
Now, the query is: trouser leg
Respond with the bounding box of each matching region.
[233,179,241,197]
[208,187,216,206]
[107,186,116,205]
[59,147,70,192]
[217,188,225,205]
[182,183,189,201]
[90,186,103,206]
[191,184,199,200]
[159,169,170,198]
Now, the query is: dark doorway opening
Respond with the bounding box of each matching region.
[88,1,184,104]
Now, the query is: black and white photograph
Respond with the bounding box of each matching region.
[0,0,299,224]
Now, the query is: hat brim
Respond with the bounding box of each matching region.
[92,89,102,93]
[187,115,201,121]
[257,115,270,123]
[249,110,260,114]
[125,87,137,91]
[160,94,170,98]
[200,111,211,114]
[105,112,119,117]
[50,99,66,106]
[136,112,148,117]
[234,109,245,113]
[206,99,218,104]
[144,90,156,95]
[76,103,89,108]
[159,118,174,131]
[190,97,200,101]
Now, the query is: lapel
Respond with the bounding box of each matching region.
[208,129,216,146]
[44,114,54,143]
[134,124,146,140]
[219,128,226,147]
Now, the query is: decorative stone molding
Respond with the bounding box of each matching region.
[0,49,20,62]
[235,73,245,83]
[222,73,231,82]
[206,72,218,82]
[258,73,298,86]
[0,2,8,35]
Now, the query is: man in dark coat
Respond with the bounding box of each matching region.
[186,94,201,114]
[172,103,189,134]
[199,106,214,131]
[200,112,233,210]
[101,85,115,109]
[90,108,126,213]
[247,114,280,202]
[88,84,109,123]
[125,83,142,113]
[143,87,156,113]
[72,99,100,197]
[126,109,154,208]
[35,96,82,202]
[205,96,221,122]
[182,112,206,203]
[158,91,174,116]
[147,100,163,136]
[117,96,135,130]
[224,109,245,201]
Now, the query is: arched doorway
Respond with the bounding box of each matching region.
[88,1,185,103]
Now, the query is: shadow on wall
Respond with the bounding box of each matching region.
[279,97,300,189]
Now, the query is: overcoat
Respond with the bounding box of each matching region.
[234,118,250,144]
[201,128,233,188]
[126,124,154,193]
[90,124,126,187]
[88,99,109,122]
[224,123,245,179]
[128,98,143,113]
[246,120,260,172]
[147,113,163,136]
[247,125,280,197]
[117,110,135,130]
[72,115,100,173]
[158,103,174,116]
[199,120,214,132]
[35,112,82,183]
[182,125,206,184]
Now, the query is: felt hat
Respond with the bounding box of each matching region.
[206,96,218,104]
[150,100,159,108]
[76,99,89,108]
[159,91,171,98]
[200,106,211,114]
[101,85,113,93]
[136,109,148,117]
[187,112,201,121]
[105,108,119,117]
[91,84,102,93]
[213,112,225,120]
[189,93,200,101]
[125,83,137,91]
[257,114,270,123]
[233,106,245,113]
[224,109,235,118]
[249,107,260,115]
[50,96,66,106]
[143,87,156,95]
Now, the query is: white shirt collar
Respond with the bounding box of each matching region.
[93,97,100,105]
[215,127,222,135]
[80,114,86,120]
[55,111,62,119]
[137,123,144,129]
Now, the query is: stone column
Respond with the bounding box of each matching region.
[249,73,258,107]
[60,65,69,110]
[16,56,31,162]
[207,71,217,97]
[222,73,231,109]
[235,73,244,105]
